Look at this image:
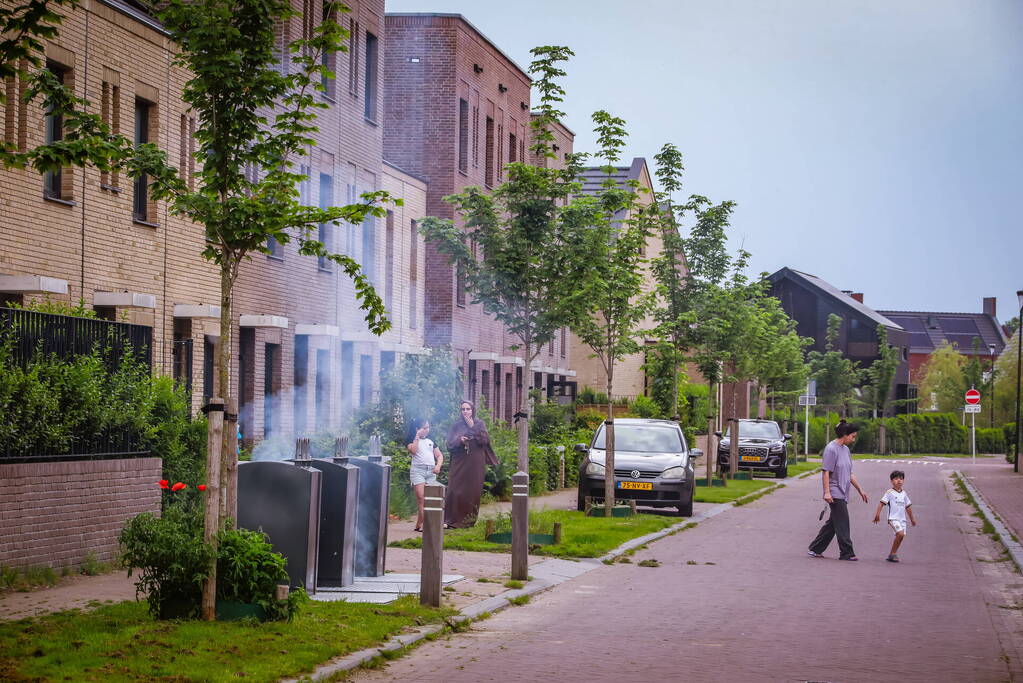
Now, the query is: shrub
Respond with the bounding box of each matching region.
[628,395,662,418]
[148,375,207,487]
[574,409,605,432]
[215,527,305,621]
[530,401,570,443]
[976,428,1006,454]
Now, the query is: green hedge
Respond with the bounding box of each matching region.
[768,412,990,455]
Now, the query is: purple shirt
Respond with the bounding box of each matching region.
[822,440,852,500]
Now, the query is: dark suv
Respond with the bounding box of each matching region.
[716,419,792,478]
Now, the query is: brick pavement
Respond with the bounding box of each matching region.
[353,460,1019,683]
[960,459,1023,541]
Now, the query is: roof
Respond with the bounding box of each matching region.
[875,309,1008,355]
[385,13,531,81]
[768,267,903,331]
[577,158,648,195]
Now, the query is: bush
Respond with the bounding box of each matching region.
[215,527,305,621]
[1005,423,1018,460]
[976,428,1006,454]
[574,409,605,432]
[576,386,609,405]
[628,395,662,419]
[530,401,570,443]
[148,375,207,487]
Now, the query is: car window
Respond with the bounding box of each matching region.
[724,422,781,439]
[593,425,684,452]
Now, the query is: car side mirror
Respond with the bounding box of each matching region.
[713,431,723,438]
[784,434,792,441]
[574,443,588,454]
[690,448,703,458]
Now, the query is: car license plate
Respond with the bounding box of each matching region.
[618,481,652,490]
[740,455,761,462]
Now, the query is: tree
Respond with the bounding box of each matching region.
[916,342,965,413]
[1006,316,1020,338]
[993,329,1020,425]
[570,110,656,515]
[418,46,598,471]
[864,325,900,418]
[150,0,393,619]
[806,314,862,414]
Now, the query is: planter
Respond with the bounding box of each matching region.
[216,600,267,621]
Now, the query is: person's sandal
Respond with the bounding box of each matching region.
[413,527,422,533]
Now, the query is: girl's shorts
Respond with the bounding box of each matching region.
[888,519,907,535]
[410,463,438,486]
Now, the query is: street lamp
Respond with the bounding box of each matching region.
[989,343,996,429]
[1014,290,1023,473]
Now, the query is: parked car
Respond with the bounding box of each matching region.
[575,418,700,517]
[715,418,792,478]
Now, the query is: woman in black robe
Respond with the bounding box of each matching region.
[444,400,497,528]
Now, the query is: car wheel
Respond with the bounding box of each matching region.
[676,497,693,517]
[776,466,788,479]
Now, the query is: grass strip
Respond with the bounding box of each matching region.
[388,509,675,558]
[694,478,773,504]
[0,595,454,682]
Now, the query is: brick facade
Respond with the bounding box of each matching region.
[0,458,162,570]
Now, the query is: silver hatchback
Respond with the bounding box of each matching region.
[575,418,700,517]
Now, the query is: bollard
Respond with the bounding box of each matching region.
[201,398,224,621]
[557,446,566,489]
[553,521,562,545]
[420,483,445,607]
[511,471,529,581]
[485,518,495,540]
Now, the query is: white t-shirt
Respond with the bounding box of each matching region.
[881,488,911,523]
[412,438,437,468]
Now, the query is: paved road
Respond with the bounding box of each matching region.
[354,460,1023,682]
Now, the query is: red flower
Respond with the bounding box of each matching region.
[197,484,207,491]
[171,482,186,492]
[157,480,169,490]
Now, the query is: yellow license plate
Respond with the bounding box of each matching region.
[740,455,761,462]
[618,481,652,490]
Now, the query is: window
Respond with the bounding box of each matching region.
[320,1,336,99]
[380,350,395,382]
[363,31,378,120]
[273,15,290,75]
[508,132,517,163]
[455,260,466,306]
[359,354,373,406]
[471,100,480,167]
[264,343,280,438]
[238,328,256,443]
[178,113,195,191]
[409,220,418,329]
[481,369,490,409]
[294,335,309,435]
[361,213,376,283]
[384,210,394,311]
[172,318,193,395]
[3,58,29,152]
[548,336,554,354]
[468,359,477,401]
[298,164,311,204]
[43,62,68,200]
[496,122,503,181]
[133,98,154,221]
[203,335,216,401]
[315,348,330,428]
[457,98,469,173]
[484,116,495,187]
[560,327,566,357]
[340,341,354,416]
[348,19,360,96]
[318,171,333,270]
[101,79,121,188]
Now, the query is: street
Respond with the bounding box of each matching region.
[354,461,1023,682]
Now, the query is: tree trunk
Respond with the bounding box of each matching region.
[706,377,716,482]
[670,353,680,421]
[604,369,615,517]
[517,342,531,472]
[729,379,739,476]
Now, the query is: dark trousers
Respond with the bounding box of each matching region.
[809,499,855,559]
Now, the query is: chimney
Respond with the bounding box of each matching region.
[983,297,996,317]
[850,292,864,304]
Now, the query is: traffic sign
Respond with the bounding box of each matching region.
[798,395,817,406]
[965,389,981,405]
[964,404,981,414]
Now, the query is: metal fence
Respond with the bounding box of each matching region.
[0,307,153,462]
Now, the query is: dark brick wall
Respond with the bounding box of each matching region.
[0,457,162,570]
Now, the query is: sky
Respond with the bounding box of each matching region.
[387,0,1023,321]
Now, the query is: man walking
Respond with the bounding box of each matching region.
[807,421,869,561]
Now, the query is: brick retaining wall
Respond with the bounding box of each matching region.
[0,458,162,571]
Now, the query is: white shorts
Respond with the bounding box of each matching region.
[888,519,907,535]
[410,463,438,486]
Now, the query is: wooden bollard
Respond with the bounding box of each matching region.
[485,518,495,540]
[420,483,445,607]
[201,397,224,621]
[552,521,562,545]
[511,471,529,581]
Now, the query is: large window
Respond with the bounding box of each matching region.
[484,116,495,187]
[363,31,378,121]
[320,1,336,98]
[458,98,469,173]
[409,219,418,329]
[43,62,68,199]
[318,171,333,270]
[133,98,153,221]
[264,343,280,438]
[384,210,394,311]
[294,335,309,435]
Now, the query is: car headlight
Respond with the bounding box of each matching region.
[770,445,785,454]
[585,462,605,476]
[661,466,686,480]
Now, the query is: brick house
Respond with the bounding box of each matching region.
[382,12,576,421]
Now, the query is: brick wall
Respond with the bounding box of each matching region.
[0,457,162,570]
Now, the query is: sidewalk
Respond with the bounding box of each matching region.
[960,458,1023,541]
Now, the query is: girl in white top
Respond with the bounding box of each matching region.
[407,418,444,532]
[872,469,917,562]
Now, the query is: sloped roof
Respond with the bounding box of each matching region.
[876,309,1008,355]
[768,267,903,331]
[577,157,648,195]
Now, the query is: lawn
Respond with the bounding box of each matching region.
[0,596,454,682]
[693,478,774,504]
[388,508,676,558]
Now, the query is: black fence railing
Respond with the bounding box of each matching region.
[0,307,153,462]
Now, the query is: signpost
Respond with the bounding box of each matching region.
[800,380,817,455]
[965,389,981,464]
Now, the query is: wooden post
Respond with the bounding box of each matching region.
[729,417,739,476]
[485,518,495,540]
[201,398,224,621]
[552,521,562,545]
[223,398,238,525]
[511,471,529,581]
[420,483,445,607]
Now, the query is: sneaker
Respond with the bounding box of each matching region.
[807,550,822,558]
[886,554,899,563]
[839,556,859,561]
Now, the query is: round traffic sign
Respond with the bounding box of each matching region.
[965,389,981,405]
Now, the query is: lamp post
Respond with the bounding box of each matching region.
[1014,290,1023,473]
[989,343,996,429]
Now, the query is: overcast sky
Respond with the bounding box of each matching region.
[387,0,1023,321]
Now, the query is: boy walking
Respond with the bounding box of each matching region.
[873,470,917,562]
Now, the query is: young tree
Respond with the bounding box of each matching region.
[917,341,966,413]
[151,0,393,618]
[864,325,900,418]
[571,110,657,515]
[418,46,600,471]
[806,314,862,414]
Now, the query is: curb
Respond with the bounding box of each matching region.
[954,470,1023,574]
[288,481,790,681]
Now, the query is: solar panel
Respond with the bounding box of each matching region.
[938,317,980,335]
